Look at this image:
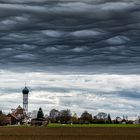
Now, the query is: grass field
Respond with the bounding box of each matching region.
[0,124,139,140]
[47,123,140,128]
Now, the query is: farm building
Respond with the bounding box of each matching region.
[31,118,48,126]
[7,105,28,125]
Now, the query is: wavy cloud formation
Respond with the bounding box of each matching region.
[0,0,139,73]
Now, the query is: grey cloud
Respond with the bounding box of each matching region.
[0,0,139,73]
[59,91,139,116]
[106,36,130,45]
[116,91,140,99]
[13,54,36,60]
[70,29,106,38]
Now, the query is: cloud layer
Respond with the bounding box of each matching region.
[0,0,139,73]
[0,71,139,117]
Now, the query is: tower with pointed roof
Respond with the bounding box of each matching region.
[22,85,29,113]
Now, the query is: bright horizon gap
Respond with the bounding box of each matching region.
[0,70,139,118]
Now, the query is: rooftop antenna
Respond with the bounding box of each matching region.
[25,82,26,87]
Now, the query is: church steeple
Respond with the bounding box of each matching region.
[22,84,29,113]
[22,86,29,94]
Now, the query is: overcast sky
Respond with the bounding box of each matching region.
[0,0,140,118]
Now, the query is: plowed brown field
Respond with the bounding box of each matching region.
[0,127,139,140]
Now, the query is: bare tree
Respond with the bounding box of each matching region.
[80,111,92,124]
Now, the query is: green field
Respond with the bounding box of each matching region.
[47,123,140,128]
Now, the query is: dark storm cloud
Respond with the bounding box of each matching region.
[0,0,140,73]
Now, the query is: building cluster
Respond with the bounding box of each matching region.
[0,86,48,126]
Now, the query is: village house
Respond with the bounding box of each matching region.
[6,105,27,125]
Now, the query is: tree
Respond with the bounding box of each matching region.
[59,109,72,124]
[96,112,107,120]
[0,110,2,115]
[0,111,6,126]
[49,109,60,123]
[80,111,92,124]
[37,108,44,119]
[95,112,108,124]
[115,116,122,124]
[107,114,112,124]
[71,113,78,124]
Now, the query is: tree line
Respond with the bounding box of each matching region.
[0,108,139,125]
[37,108,137,124]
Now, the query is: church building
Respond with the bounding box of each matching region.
[6,86,30,125]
